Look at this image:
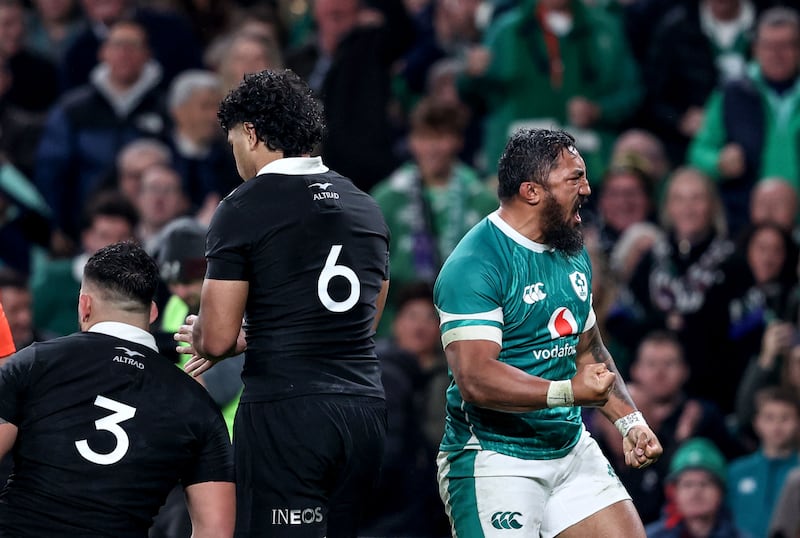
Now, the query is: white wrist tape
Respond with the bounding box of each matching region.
[546,380,574,408]
[614,411,647,437]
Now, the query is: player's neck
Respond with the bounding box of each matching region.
[497,204,546,244]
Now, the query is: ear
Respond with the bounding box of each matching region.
[518,181,542,205]
[78,292,92,325]
[149,301,159,325]
[244,123,259,151]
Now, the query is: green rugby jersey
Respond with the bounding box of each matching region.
[434,211,595,460]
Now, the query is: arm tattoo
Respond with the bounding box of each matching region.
[589,332,635,406]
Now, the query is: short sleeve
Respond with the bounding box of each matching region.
[182,408,235,486]
[205,198,252,281]
[434,254,504,348]
[0,345,37,425]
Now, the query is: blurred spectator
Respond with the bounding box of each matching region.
[613,167,736,409]
[736,324,800,441]
[154,216,243,431]
[110,137,172,204]
[0,162,51,276]
[0,269,53,349]
[702,222,799,413]
[25,0,86,62]
[609,221,667,285]
[371,98,496,335]
[166,69,239,210]
[611,128,672,187]
[689,7,800,238]
[390,281,448,451]
[645,438,748,538]
[167,0,238,47]
[30,190,137,336]
[457,0,642,178]
[285,0,414,192]
[35,19,168,248]
[592,331,742,524]
[728,387,800,538]
[0,0,58,113]
[364,282,448,538]
[749,177,799,237]
[60,0,202,92]
[644,0,756,165]
[424,57,483,169]
[134,164,189,253]
[594,164,656,255]
[207,30,283,93]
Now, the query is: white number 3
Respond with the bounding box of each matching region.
[317,245,361,312]
[75,395,137,465]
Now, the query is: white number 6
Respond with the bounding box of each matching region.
[75,395,137,465]
[317,245,360,312]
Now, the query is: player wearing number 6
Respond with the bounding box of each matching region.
[0,242,235,537]
[434,129,663,537]
[175,69,391,537]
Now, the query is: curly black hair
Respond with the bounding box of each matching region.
[497,128,577,201]
[217,69,324,157]
[84,241,159,313]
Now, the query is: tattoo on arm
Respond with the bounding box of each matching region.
[589,330,636,407]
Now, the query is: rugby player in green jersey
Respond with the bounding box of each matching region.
[434,128,663,537]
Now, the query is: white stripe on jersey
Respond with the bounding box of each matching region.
[437,307,504,326]
[582,307,596,333]
[442,326,503,348]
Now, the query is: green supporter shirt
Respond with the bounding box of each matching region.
[372,162,498,335]
[689,63,800,191]
[434,212,595,462]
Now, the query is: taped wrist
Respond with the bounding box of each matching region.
[614,411,647,437]
[546,379,574,408]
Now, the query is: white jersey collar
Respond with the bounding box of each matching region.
[488,211,552,253]
[257,156,329,176]
[88,321,158,352]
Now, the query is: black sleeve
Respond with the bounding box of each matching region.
[0,345,38,425]
[205,198,252,281]
[182,409,235,486]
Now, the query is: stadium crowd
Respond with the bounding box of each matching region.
[3,0,800,536]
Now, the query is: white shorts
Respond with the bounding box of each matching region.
[437,428,631,538]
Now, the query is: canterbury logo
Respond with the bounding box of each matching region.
[522,283,546,304]
[491,511,523,530]
[308,182,333,190]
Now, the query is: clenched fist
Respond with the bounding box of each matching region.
[571,363,615,407]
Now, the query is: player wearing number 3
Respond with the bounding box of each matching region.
[434,129,663,537]
[174,69,391,537]
[0,242,235,537]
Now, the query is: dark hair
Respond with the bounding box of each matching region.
[754,386,800,415]
[0,268,27,290]
[410,97,467,137]
[497,128,577,201]
[601,164,655,200]
[84,241,159,313]
[217,69,324,157]
[636,330,686,363]
[81,190,139,232]
[395,281,434,314]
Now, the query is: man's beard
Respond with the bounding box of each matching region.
[541,193,584,256]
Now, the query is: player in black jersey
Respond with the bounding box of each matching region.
[0,242,235,538]
[175,69,391,537]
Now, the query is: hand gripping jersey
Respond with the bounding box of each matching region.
[434,211,595,460]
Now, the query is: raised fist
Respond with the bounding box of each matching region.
[571,363,615,407]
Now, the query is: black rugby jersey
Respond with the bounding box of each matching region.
[0,325,233,537]
[205,157,390,402]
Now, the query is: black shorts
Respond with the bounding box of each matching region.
[233,395,387,538]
